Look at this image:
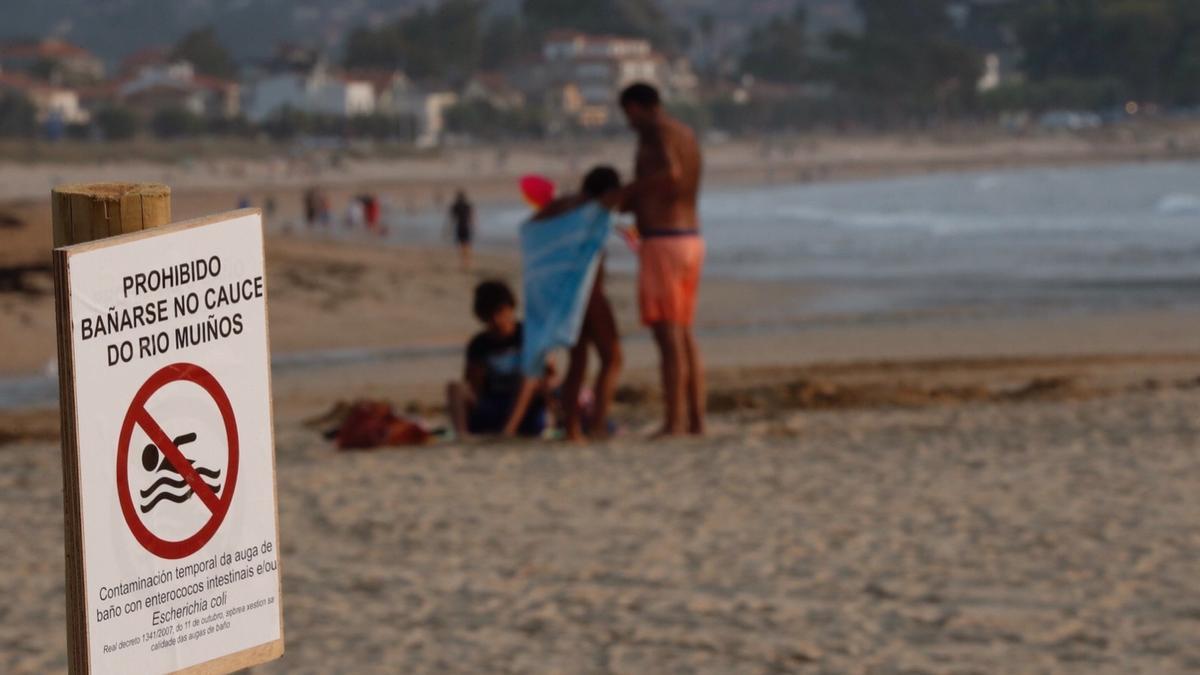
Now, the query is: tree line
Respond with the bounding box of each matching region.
[343,0,674,83]
[735,0,1200,126]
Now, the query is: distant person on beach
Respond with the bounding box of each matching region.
[504,166,625,441]
[446,281,549,438]
[345,195,365,230]
[303,187,320,228]
[362,194,382,235]
[605,82,706,436]
[318,190,333,227]
[449,190,475,270]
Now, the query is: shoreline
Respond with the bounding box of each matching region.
[4,299,1199,413]
[4,124,1200,204]
[3,229,1200,379]
[2,134,1199,402]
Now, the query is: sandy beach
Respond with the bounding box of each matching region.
[4,358,1200,673]
[3,135,1200,671]
[2,233,1200,672]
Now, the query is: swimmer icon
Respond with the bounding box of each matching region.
[139,432,223,514]
[117,363,240,559]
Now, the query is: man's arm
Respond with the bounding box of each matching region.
[533,194,587,221]
[606,131,684,212]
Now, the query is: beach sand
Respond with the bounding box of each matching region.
[4,372,1200,673]
[2,237,1200,672]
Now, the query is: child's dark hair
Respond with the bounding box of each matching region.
[581,166,621,198]
[473,280,516,322]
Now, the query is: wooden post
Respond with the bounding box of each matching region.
[52,182,170,674]
[51,182,171,247]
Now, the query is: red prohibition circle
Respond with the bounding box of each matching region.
[116,362,239,560]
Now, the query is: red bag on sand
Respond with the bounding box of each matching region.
[335,400,431,450]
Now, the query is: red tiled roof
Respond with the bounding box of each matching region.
[192,74,238,92]
[119,47,170,75]
[0,71,67,94]
[0,39,95,61]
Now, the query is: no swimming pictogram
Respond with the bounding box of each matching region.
[116,363,240,560]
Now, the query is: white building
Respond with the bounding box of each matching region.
[357,70,458,147]
[118,61,240,119]
[246,65,375,121]
[0,69,88,124]
[374,73,453,147]
[540,31,697,128]
[392,89,458,148]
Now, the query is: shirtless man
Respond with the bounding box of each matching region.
[606,82,706,436]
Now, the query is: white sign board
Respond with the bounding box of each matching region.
[54,210,283,674]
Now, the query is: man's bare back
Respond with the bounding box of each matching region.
[615,83,708,436]
[629,115,702,234]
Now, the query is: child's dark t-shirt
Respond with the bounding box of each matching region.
[466,323,524,399]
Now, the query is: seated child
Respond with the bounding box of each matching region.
[446,280,548,437]
[503,166,624,441]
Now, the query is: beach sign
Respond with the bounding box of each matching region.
[52,196,283,675]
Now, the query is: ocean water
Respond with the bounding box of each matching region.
[697,162,1200,284]
[447,160,1200,315]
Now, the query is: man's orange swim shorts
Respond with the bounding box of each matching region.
[638,232,705,326]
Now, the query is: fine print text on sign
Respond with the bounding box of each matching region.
[55,210,283,674]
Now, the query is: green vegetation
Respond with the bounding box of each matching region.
[522,0,676,48]
[151,106,205,139]
[344,0,484,82]
[708,95,858,134]
[1016,0,1200,106]
[825,0,981,124]
[481,15,533,69]
[260,108,419,142]
[170,27,239,80]
[444,100,545,140]
[740,10,809,84]
[666,101,712,134]
[980,78,1125,114]
[345,0,677,78]
[93,106,139,141]
[0,93,37,138]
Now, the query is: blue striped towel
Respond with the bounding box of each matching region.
[519,202,614,376]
